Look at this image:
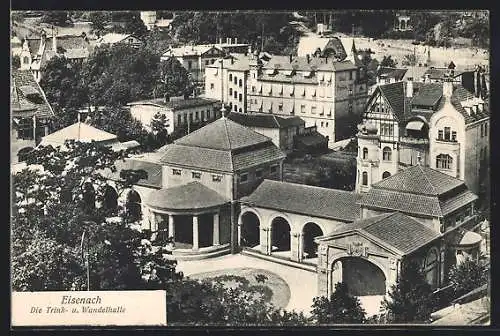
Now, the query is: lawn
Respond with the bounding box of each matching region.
[188,268,291,309]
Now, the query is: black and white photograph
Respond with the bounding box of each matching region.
[10,9,491,327]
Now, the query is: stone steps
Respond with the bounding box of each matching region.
[165,244,231,261]
[241,248,317,273]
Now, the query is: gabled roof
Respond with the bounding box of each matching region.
[40,122,118,146]
[97,33,139,45]
[175,117,272,151]
[358,166,477,218]
[227,112,304,129]
[163,45,225,58]
[11,69,54,118]
[377,81,405,120]
[240,180,361,222]
[377,67,408,81]
[127,97,218,110]
[319,212,441,255]
[146,182,229,211]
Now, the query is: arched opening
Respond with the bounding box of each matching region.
[302,222,323,259]
[424,248,439,289]
[82,182,95,211]
[362,147,368,159]
[362,172,368,185]
[126,190,142,222]
[332,257,386,296]
[382,171,391,179]
[241,211,260,248]
[102,185,118,214]
[23,56,29,64]
[382,147,392,161]
[271,217,291,254]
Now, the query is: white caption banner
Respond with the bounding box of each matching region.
[12,290,167,326]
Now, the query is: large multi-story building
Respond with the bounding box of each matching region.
[355,73,489,195]
[161,39,250,87]
[246,54,369,147]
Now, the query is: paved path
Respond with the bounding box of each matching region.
[176,254,318,314]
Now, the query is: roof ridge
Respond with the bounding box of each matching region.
[418,165,437,195]
[361,212,395,229]
[264,179,355,194]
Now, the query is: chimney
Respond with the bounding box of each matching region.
[219,37,222,44]
[234,37,238,44]
[406,79,413,98]
[442,78,453,98]
[226,37,230,44]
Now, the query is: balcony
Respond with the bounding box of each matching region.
[400,136,429,145]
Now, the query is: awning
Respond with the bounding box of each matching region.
[456,231,483,248]
[406,120,425,131]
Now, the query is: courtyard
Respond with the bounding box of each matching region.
[176,253,384,317]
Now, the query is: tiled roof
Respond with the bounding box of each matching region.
[358,188,443,217]
[64,48,90,59]
[101,158,163,188]
[240,180,361,222]
[411,83,443,107]
[258,72,319,84]
[127,97,218,110]
[97,33,132,44]
[263,55,356,72]
[295,132,328,146]
[440,190,478,216]
[232,144,286,171]
[163,45,224,57]
[377,67,408,80]
[378,81,405,120]
[423,67,469,80]
[323,212,441,255]
[297,37,347,60]
[227,112,304,129]
[159,144,233,172]
[146,182,229,211]
[372,165,464,196]
[11,69,54,118]
[40,122,117,146]
[175,117,272,151]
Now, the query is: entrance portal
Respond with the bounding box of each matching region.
[333,257,386,296]
[174,215,193,249]
[198,213,214,248]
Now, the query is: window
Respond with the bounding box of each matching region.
[240,172,248,183]
[23,56,29,64]
[200,110,204,120]
[382,171,391,179]
[485,122,488,137]
[195,111,199,120]
[311,106,317,114]
[326,122,328,127]
[234,91,238,99]
[436,154,453,169]
[270,165,278,174]
[480,124,484,136]
[205,60,210,65]
[234,105,237,111]
[451,131,457,142]
[189,113,193,122]
[229,88,233,95]
[229,74,233,81]
[362,147,368,159]
[321,121,324,127]
[438,130,444,140]
[301,105,306,113]
[211,59,215,64]
[234,76,238,84]
[252,86,256,92]
[188,61,192,69]
[362,172,368,185]
[207,110,211,119]
[256,169,263,178]
[239,108,242,112]
[349,71,353,80]
[210,83,214,90]
[239,93,242,102]
[278,103,283,112]
[444,127,451,141]
[177,114,182,125]
[349,84,353,95]
[192,172,202,179]
[239,79,242,87]
[172,169,182,176]
[212,174,222,182]
[383,147,392,161]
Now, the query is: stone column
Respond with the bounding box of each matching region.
[439,245,446,287]
[291,232,301,262]
[192,215,199,251]
[44,125,49,136]
[331,260,343,287]
[261,227,271,255]
[149,211,156,232]
[237,217,242,247]
[168,214,175,239]
[213,212,220,246]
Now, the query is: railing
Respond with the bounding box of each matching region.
[400,136,429,145]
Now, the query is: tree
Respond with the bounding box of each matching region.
[382,261,437,323]
[150,112,169,148]
[41,11,71,26]
[89,106,149,144]
[157,56,193,98]
[311,282,366,324]
[144,27,175,57]
[380,55,397,68]
[448,255,489,299]
[88,11,111,33]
